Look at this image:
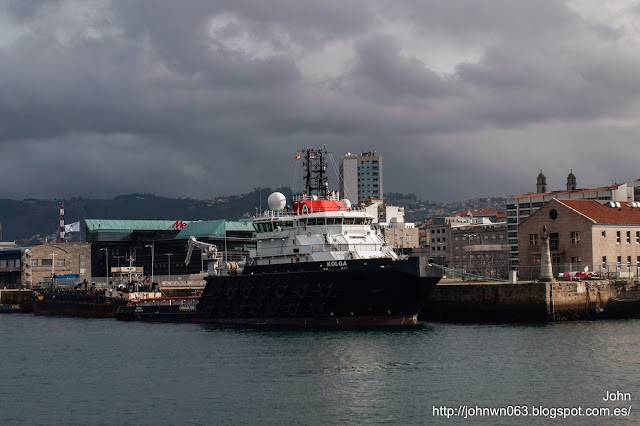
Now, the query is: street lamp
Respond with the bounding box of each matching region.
[50,252,57,290]
[464,233,476,277]
[145,243,155,286]
[166,253,173,283]
[100,247,109,282]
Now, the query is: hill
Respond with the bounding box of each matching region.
[0,190,507,244]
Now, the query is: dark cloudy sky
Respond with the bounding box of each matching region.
[2,1,640,202]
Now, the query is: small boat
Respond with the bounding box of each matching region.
[116,295,201,322]
[32,279,162,318]
[32,290,127,318]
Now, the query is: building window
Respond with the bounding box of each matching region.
[56,259,65,266]
[627,231,631,244]
[637,256,640,265]
[571,232,580,244]
[30,259,38,266]
[617,256,622,265]
[529,234,538,246]
[628,256,632,264]
[571,257,581,263]
[637,231,640,244]
[41,259,53,266]
[602,230,606,238]
[616,231,621,244]
[602,256,607,265]
[550,233,559,251]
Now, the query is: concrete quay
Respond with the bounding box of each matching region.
[422,279,640,322]
[0,289,33,311]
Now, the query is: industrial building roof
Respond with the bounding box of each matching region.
[84,219,185,232]
[175,220,254,238]
[84,218,254,240]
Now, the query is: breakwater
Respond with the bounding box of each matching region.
[422,280,640,322]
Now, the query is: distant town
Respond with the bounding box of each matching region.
[1,150,640,289]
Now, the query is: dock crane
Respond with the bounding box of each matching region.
[184,236,225,276]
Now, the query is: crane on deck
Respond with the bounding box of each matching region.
[184,236,225,276]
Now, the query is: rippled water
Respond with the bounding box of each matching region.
[1,315,638,425]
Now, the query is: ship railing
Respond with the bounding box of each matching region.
[293,193,341,202]
[258,210,294,218]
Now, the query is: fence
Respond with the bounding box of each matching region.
[517,263,640,282]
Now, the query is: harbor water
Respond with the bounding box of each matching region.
[1,314,638,425]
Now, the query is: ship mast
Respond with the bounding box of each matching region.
[301,147,329,198]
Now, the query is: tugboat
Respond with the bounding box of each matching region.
[117,147,442,325]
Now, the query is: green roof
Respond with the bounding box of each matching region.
[84,219,184,232]
[84,219,253,241]
[176,220,254,239]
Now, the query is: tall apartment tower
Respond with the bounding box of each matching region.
[339,151,383,205]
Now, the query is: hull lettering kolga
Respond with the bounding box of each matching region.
[116,147,442,325]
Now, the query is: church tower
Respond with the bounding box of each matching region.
[567,170,577,191]
[536,171,547,193]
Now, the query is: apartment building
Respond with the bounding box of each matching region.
[339,151,383,205]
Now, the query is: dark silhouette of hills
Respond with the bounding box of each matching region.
[0,187,292,244]
[0,189,506,244]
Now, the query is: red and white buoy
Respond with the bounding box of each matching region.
[59,201,65,243]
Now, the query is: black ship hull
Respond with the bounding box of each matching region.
[116,257,441,326]
[33,293,127,318]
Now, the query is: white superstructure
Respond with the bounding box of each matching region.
[250,193,398,265]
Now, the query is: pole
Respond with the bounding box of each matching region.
[145,243,154,285]
[50,252,56,289]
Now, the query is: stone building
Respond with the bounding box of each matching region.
[22,242,91,287]
[518,199,640,280]
[507,171,633,268]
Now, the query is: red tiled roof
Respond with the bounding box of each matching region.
[556,199,640,224]
[511,185,623,199]
[451,208,506,218]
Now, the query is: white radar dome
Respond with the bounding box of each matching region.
[341,199,352,210]
[267,192,286,210]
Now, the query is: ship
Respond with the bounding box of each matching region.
[116,147,443,325]
[32,290,127,318]
[32,278,161,318]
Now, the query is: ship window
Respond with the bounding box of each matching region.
[316,218,326,225]
[344,218,355,225]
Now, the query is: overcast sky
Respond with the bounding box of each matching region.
[2,0,640,202]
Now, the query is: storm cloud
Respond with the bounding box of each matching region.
[2,0,640,202]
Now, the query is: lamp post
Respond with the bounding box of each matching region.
[100,247,109,282]
[145,243,154,286]
[50,252,57,290]
[464,233,476,277]
[166,253,173,283]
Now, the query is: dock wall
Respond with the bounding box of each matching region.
[422,280,640,322]
[0,289,33,311]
